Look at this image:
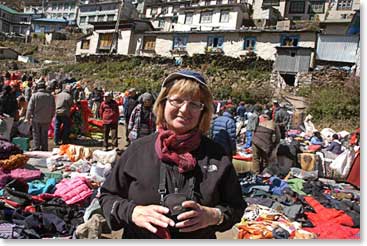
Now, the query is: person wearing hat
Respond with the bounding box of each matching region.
[25,80,55,151]
[99,91,119,151]
[210,106,237,158]
[99,70,246,239]
[127,92,156,142]
[91,86,104,119]
[54,84,73,145]
[123,87,138,146]
[252,113,281,173]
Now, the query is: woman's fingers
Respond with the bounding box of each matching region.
[132,205,175,232]
[174,202,219,232]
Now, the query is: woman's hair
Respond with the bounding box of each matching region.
[153,78,213,133]
[332,133,339,140]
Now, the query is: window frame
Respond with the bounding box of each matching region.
[200,11,213,24]
[289,1,306,14]
[308,1,325,14]
[219,10,230,23]
[172,35,188,50]
[185,12,193,24]
[158,19,165,28]
[243,36,256,51]
[98,33,113,50]
[79,16,87,24]
[207,35,224,50]
[143,36,156,51]
[81,39,90,50]
[337,0,353,10]
[280,34,300,47]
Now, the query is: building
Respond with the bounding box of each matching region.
[251,0,287,27]
[0,4,32,34]
[144,0,251,32]
[44,0,79,24]
[139,28,317,60]
[77,0,138,32]
[0,46,19,59]
[31,17,69,33]
[75,19,153,57]
[23,0,45,15]
[283,0,360,22]
[316,10,359,65]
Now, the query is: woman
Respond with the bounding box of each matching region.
[99,92,119,151]
[128,92,156,142]
[99,70,246,239]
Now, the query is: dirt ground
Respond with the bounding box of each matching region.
[31,124,234,239]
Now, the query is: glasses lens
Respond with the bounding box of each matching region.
[168,98,203,111]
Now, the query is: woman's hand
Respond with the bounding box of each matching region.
[131,205,175,234]
[174,201,220,232]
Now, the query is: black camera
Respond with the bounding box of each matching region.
[163,193,192,223]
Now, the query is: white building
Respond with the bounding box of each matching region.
[77,0,138,32]
[138,29,317,61]
[144,0,251,32]
[75,19,153,57]
[44,0,79,23]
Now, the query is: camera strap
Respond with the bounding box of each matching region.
[158,163,195,205]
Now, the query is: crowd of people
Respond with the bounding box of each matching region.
[0,69,360,239]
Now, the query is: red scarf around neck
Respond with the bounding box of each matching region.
[155,126,201,173]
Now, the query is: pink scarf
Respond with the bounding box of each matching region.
[155,127,201,173]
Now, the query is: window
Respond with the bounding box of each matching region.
[185,13,193,24]
[308,1,325,14]
[158,19,165,28]
[337,0,353,10]
[243,37,256,50]
[262,0,280,7]
[107,15,115,21]
[220,10,229,23]
[173,35,188,50]
[97,15,105,22]
[143,36,156,50]
[88,16,96,23]
[151,8,158,15]
[200,11,212,23]
[161,7,168,15]
[81,40,90,50]
[98,33,113,50]
[289,1,305,14]
[207,36,224,50]
[280,35,299,47]
[80,16,87,24]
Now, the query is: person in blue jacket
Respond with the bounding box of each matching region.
[210,107,237,158]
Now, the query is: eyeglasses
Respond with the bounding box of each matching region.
[166,97,204,112]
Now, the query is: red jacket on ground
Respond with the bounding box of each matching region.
[99,100,119,125]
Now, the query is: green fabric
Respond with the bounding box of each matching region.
[287,178,306,195]
[43,172,63,183]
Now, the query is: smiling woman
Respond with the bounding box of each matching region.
[99,70,246,239]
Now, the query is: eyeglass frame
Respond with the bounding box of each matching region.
[165,97,205,112]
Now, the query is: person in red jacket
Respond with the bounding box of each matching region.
[99,92,119,150]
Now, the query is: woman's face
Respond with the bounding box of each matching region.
[164,93,202,135]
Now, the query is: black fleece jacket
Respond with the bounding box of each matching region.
[99,133,246,239]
